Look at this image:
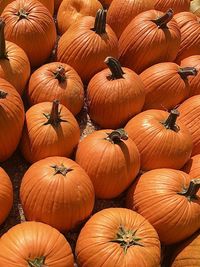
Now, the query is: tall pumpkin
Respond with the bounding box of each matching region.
[56,9,118,83]
[125,109,193,171]
[20,100,80,163]
[2,0,57,67]
[0,78,24,162]
[154,0,190,13]
[119,9,181,74]
[126,168,200,244]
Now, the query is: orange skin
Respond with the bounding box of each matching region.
[190,0,200,17]
[154,0,190,13]
[183,154,200,178]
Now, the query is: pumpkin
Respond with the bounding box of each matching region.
[180,55,200,97]
[27,62,84,115]
[0,167,13,225]
[2,0,57,68]
[154,0,190,13]
[174,12,200,64]
[56,9,118,84]
[0,79,24,162]
[87,57,145,128]
[20,157,95,232]
[20,100,80,163]
[140,62,197,110]
[0,19,30,96]
[190,0,200,17]
[75,128,140,199]
[57,0,102,35]
[76,208,161,267]
[126,168,200,244]
[0,221,74,266]
[107,0,154,39]
[183,154,200,178]
[124,109,193,171]
[119,9,181,74]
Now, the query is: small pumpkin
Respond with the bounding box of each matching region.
[190,0,200,17]
[154,0,190,13]
[20,100,80,163]
[27,62,84,115]
[0,221,74,266]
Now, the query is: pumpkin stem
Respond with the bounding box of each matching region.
[28,256,46,267]
[43,100,67,126]
[92,9,107,35]
[152,9,174,28]
[0,19,7,59]
[111,225,143,254]
[16,9,29,21]
[0,90,7,99]
[178,67,198,80]
[161,109,180,132]
[53,66,66,83]
[106,129,128,144]
[51,164,73,176]
[179,179,200,201]
[104,57,125,80]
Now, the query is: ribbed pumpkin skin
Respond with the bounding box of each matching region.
[180,55,200,97]
[126,169,200,244]
[0,167,13,225]
[140,62,190,111]
[0,79,25,162]
[87,67,145,128]
[20,102,80,163]
[154,0,190,13]
[190,0,200,17]
[57,0,102,35]
[124,110,193,171]
[0,221,74,266]
[183,155,200,178]
[20,157,95,232]
[107,0,154,39]
[174,12,200,64]
[76,208,161,267]
[75,130,140,199]
[2,0,57,68]
[27,62,84,115]
[119,10,181,74]
[56,16,118,83]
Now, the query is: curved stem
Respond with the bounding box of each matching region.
[104,57,125,80]
[16,9,29,21]
[161,109,180,132]
[28,256,46,267]
[92,9,107,35]
[0,90,7,99]
[153,9,174,28]
[178,67,197,80]
[51,164,73,176]
[43,100,67,127]
[0,19,7,59]
[53,66,66,83]
[179,179,200,201]
[106,129,128,143]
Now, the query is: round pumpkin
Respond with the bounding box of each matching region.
[27,62,84,115]
[87,57,145,128]
[75,128,140,199]
[124,109,193,171]
[76,208,161,267]
[190,0,200,17]
[56,9,118,84]
[2,0,57,68]
[20,100,80,163]
[140,62,197,110]
[57,0,102,35]
[20,157,95,232]
[0,221,74,266]
[119,9,181,74]
[183,154,200,178]
[154,0,190,13]
[126,168,200,244]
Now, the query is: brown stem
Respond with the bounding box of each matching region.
[43,100,67,126]
[179,179,200,201]
[53,66,66,83]
[0,90,7,99]
[104,57,125,80]
[161,109,180,132]
[153,9,174,28]
[92,9,107,34]
[106,129,128,143]
[51,164,73,176]
[16,9,29,21]
[0,19,7,59]
[28,256,46,267]
[178,67,197,80]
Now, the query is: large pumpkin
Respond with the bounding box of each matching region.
[76,208,161,267]
[56,9,118,83]
[0,78,24,162]
[125,109,193,171]
[126,168,200,244]
[140,62,197,110]
[20,157,95,232]
[27,62,84,115]
[0,221,74,266]
[75,128,140,199]
[154,0,190,13]
[2,0,57,67]
[87,57,145,128]
[119,9,181,74]
[190,0,200,17]
[20,100,80,163]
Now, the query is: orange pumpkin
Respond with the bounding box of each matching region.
[190,0,200,17]
[20,100,80,163]
[140,62,197,110]
[27,62,84,115]
[125,109,193,171]
[154,0,190,13]
[2,0,57,67]
[126,168,200,244]
[56,9,118,83]
[0,221,74,266]
[183,154,200,178]
[119,9,181,74]
[76,208,161,267]
[75,129,140,199]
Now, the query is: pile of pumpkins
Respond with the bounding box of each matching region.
[0,0,200,266]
